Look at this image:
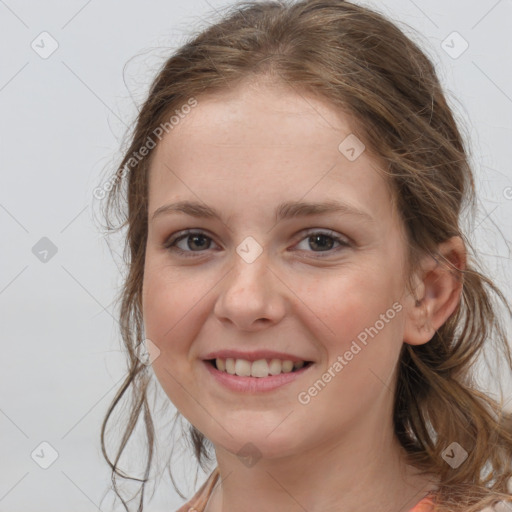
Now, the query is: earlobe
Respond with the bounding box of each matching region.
[403,236,466,346]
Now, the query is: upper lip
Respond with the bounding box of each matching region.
[202,350,313,363]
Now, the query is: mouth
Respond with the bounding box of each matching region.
[205,358,314,378]
[203,357,315,393]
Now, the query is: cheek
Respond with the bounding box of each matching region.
[142,271,181,348]
[300,264,404,343]
[141,258,222,401]
[291,272,405,432]
[295,264,406,404]
[142,268,203,420]
[141,263,197,373]
[142,259,210,347]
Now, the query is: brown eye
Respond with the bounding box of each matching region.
[294,230,350,256]
[164,230,217,257]
[308,234,335,251]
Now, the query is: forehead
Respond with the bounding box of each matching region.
[147,81,396,224]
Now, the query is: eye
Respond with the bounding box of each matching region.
[163,229,351,258]
[293,229,351,256]
[163,230,218,257]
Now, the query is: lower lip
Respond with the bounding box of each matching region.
[203,360,314,393]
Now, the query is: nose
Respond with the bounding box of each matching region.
[213,248,287,332]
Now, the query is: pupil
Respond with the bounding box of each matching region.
[309,234,333,251]
[188,234,209,251]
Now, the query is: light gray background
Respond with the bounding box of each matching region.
[1,0,511,510]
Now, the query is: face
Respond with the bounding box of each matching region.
[142,79,412,461]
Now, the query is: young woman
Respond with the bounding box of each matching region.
[100,1,512,511]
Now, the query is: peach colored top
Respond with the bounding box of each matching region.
[174,467,437,512]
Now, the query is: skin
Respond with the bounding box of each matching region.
[142,77,466,512]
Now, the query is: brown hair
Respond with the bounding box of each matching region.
[99,1,512,510]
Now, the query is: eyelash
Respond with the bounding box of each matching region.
[163,229,351,258]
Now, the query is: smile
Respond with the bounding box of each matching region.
[203,358,315,393]
[210,357,312,377]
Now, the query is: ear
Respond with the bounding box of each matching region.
[403,236,466,346]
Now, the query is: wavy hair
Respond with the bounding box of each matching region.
[99,1,512,510]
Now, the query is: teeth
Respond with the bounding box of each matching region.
[234,359,251,377]
[216,358,226,372]
[225,358,236,375]
[214,357,307,377]
[268,358,283,375]
[251,359,270,377]
[281,360,294,373]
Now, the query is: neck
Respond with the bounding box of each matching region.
[204,399,438,512]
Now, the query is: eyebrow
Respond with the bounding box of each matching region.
[151,199,374,223]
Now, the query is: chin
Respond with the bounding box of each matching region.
[211,424,304,462]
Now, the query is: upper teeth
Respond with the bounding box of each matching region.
[216,358,305,378]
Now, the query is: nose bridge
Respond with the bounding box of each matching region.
[228,238,270,298]
[235,234,265,265]
[214,237,286,328]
